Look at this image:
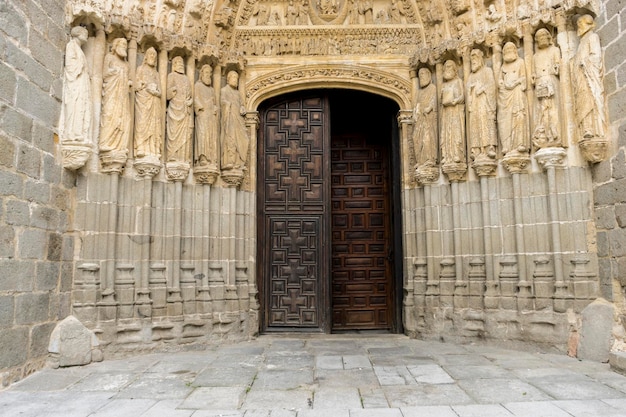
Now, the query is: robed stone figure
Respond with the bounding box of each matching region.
[194,64,219,167]
[60,26,92,144]
[166,56,193,163]
[467,49,497,160]
[572,14,606,141]
[532,28,561,148]
[220,71,249,170]
[134,47,162,159]
[497,42,529,156]
[99,38,131,155]
[412,67,438,167]
[440,60,465,165]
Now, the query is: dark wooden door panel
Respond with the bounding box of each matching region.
[267,216,322,327]
[331,135,392,330]
[260,96,329,331]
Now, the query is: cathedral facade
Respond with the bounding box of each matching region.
[1,0,625,386]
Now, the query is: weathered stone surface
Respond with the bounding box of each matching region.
[48,316,101,367]
[15,292,50,325]
[0,327,29,368]
[578,298,615,362]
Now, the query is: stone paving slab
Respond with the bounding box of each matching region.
[4,334,626,417]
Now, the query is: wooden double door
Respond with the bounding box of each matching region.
[258,91,400,333]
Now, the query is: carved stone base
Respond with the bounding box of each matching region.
[165,161,190,182]
[194,163,220,185]
[579,137,608,163]
[471,154,498,177]
[100,149,128,174]
[442,162,467,182]
[61,142,92,170]
[415,164,440,185]
[502,150,531,174]
[221,168,245,188]
[134,155,161,178]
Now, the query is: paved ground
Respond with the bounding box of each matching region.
[3,334,626,416]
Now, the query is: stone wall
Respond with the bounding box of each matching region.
[595,0,626,350]
[0,0,74,387]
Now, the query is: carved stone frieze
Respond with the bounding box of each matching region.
[233,26,422,56]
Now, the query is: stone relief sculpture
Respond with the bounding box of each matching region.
[572,14,608,162]
[134,47,162,166]
[497,42,530,157]
[285,0,299,24]
[440,60,466,167]
[531,28,561,149]
[99,37,131,172]
[60,26,92,170]
[194,64,220,184]
[467,49,497,161]
[413,68,438,168]
[165,56,194,179]
[220,71,249,186]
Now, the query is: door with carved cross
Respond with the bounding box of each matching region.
[258,90,399,333]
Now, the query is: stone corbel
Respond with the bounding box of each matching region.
[61,141,92,170]
[534,146,567,170]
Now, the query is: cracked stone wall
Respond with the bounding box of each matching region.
[0,0,75,387]
[594,0,626,350]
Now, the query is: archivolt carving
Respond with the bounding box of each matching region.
[245,65,412,108]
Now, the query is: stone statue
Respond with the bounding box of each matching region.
[532,28,561,148]
[440,60,465,165]
[166,56,193,163]
[572,14,606,142]
[254,3,270,25]
[412,67,438,167]
[99,37,131,156]
[60,26,92,144]
[497,42,529,156]
[194,65,219,167]
[359,0,373,23]
[467,49,497,160]
[220,71,249,170]
[134,47,162,159]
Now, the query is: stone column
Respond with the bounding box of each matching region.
[555,11,574,151]
[535,147,568,312]
[166,180,184,317]
[127,32,138,157]
[98,173,120,322]
[158,48,168,155]
[136,176,153,318]
[511,170,532,311]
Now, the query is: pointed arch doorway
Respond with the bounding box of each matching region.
[257,89,403,333]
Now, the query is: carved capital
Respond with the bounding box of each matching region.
[501,151,531,174]
[61,142,92,171]
[441,162,467,182]
[99,149,128,174]
[194,163,220,185]
[397,110,413,124]
[221,167,245,188]
[165,161,190,181]
[579,138,608,163]
[134,155,162,178]
[471,154,498,177]
[534,147,567,170]
[415,164,440,185]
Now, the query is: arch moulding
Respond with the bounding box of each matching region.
[245,64,413,111]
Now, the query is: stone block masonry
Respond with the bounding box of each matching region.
[595,0,626,368]
[0,0,73,387]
